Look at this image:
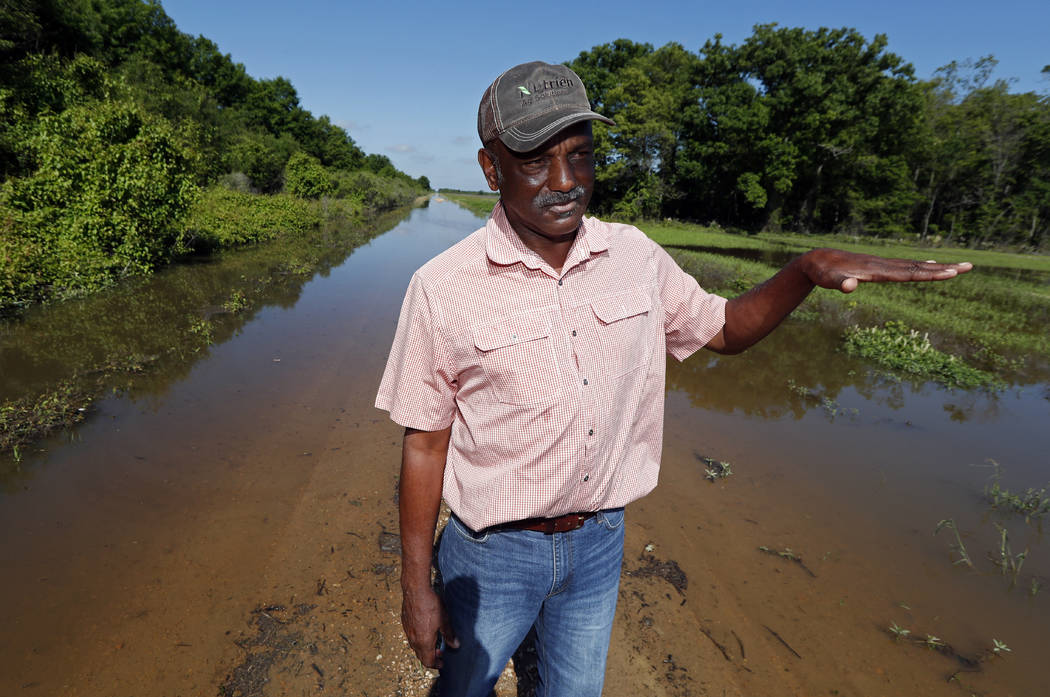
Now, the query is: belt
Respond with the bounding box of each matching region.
[494,511,596,534]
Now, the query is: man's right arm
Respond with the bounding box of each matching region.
[399,425,458,668]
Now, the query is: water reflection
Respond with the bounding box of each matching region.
[666,317,993,420]
[0,206,415,483]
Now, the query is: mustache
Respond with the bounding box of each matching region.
[534,186,587,208]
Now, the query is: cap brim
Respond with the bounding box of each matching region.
[498,110,616,153]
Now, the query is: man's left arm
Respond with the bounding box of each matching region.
[705,248,972,355]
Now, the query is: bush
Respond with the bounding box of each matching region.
[0,98,198,310]
[181,186,320,249]
[283,151,334,199]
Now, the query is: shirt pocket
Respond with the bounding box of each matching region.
[591,290,653,379]
[473,313,560,406]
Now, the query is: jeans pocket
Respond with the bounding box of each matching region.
[450,514,490,544]
[597,507,625,531]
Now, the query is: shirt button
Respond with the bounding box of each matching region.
[582,378,588,385]
[571,330,577,337]
[588,429,594,436]
[558,278,563,286]
[583,475,590,482]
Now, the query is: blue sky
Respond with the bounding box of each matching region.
[161,0,1049,191]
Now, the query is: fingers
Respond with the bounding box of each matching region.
[440,611,460,650]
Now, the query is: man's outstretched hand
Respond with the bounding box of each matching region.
[800,248,972,293]
[708,247,973,354]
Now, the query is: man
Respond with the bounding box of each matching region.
[376,61,970,696]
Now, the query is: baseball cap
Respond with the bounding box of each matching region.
[478,61,615,153]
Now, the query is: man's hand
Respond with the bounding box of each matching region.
[799,248,972,293]
[398,425,457,667]
[402,585,458,668]
[707,247,972,354]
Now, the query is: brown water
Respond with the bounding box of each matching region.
[1,199,1047,696]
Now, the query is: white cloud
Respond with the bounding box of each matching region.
[387,143,416,153]
[336,119,369,132]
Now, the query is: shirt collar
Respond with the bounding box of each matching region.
[485,201,610,272]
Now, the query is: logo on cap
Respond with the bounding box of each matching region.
[517,86,531,96]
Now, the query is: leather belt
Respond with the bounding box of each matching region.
[494,511,596,534]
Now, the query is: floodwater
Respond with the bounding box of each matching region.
[1,199,1047,696]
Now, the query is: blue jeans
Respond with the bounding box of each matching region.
[436,509,625,697]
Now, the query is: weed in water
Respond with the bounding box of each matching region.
[934,519,974,568]
[924,634,945,650]
[758,546,816,577]
[842,320,1003,390]
[785,380,860,420]
[0,381,92,456]
[704,460,732,481]
[990,523,1028,585]
[984,459,1050,523]
[222,289,250,314]
[1031,577,1043,597]
[889,623,912,640]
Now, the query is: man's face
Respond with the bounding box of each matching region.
[480,121,595,244]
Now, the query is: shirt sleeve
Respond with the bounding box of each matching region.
[655,244,728,361]
[375,273,458,431]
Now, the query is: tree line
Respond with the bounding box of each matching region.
[568,28,1050,249]
[0,0,429,314]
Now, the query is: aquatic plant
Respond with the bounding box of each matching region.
[0,380,91,456]
[934,519,974,568]
[758,546,816,576]
[843,321,1002,389]
[888,623,911,640]
[984,460,1050,522]
[990,524,1028,585]
[704,459,732,481]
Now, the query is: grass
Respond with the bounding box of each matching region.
[442,192,499,219]
[934,519,974,568]
[984,460,1050,522]
[0,380,92,458]
[842,321,1003,389]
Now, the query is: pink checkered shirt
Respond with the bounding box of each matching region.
[376,203,726,531]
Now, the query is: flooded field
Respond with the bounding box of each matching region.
[1,198,1047,696]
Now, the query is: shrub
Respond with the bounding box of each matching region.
[283,151,334,199]
[0,98,198,310]
[181,186,320,249]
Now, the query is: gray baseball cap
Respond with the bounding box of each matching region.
[478,61,615,152]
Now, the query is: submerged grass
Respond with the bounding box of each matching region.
[0,380,92,458]
[842,321,1003,389]
[985,460,1050,522]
